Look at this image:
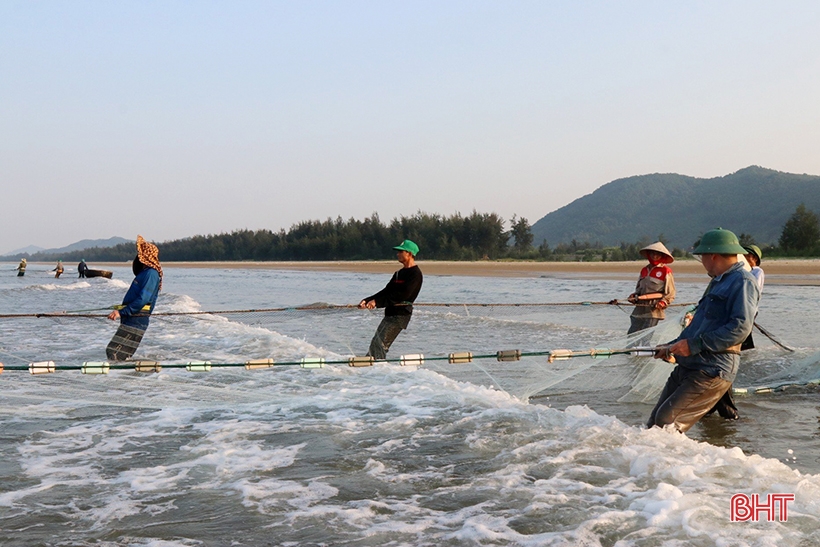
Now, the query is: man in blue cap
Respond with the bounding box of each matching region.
[358,240,423,360]
[649,228,760,433]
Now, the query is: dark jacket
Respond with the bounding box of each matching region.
[365,265,423,316]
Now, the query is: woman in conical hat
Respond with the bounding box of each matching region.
[639,241,674,264]
[627,241,676,335]
[106,235,162,361]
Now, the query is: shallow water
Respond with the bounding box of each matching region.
[1,264,819,546]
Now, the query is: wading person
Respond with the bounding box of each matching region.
[708,244,766,420]
[16,258,26,277]
[648,228,759,433]
[106,236,163,360]
[78,259,89,278]
[739,244,764,352]
[358,240,423,360]
[744,244,764,292]
[627,242,676,335]
[53,260,64,278]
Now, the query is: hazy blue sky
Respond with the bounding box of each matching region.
[2,1,819,254]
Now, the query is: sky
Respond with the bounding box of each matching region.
[2,1,820,254]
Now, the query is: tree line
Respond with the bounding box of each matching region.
[19,204,820,263]
[28,212,517,262]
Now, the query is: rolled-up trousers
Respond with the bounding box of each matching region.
[647,364,732,433]
[367,315,411,360]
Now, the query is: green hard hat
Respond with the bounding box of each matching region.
[393,239,419,256]
[743,244,762,263]
[693,228,747,255]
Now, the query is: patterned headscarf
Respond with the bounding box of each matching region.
[136,235,163,291]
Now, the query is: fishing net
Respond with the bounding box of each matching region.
[0,299,691,404]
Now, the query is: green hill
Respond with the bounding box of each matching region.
[530,166,820,249]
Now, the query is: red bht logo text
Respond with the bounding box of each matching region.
[731,493,795,522]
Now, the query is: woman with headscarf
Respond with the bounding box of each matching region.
[106,236,163,360]
[16,258,26,277]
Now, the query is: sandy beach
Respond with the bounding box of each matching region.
[16,258,818,284]
[147,258,820,285]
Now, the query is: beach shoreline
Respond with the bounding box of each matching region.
[35,258,818,284]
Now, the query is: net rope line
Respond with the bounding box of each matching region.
[1,303,809,395]
[2,345,817,395]
[0,346,653,372]
[0,300,698,319]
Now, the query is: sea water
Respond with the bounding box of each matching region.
[0,264,819,546]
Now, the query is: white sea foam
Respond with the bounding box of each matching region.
[2,362,819,546]
[106,278,130,289]
[2,269,820,546]
[27,280,92,291]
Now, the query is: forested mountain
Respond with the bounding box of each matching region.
[2,237,130,258]
[531,166,820,249]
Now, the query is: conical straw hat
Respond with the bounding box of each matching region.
[639,242,674,264]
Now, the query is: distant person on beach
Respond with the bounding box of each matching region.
[78,259,89,278]
[626,242,676,335]
[53,260,64,278]
[15,258,26,277]
[106,236,163,360]
[649,228,759,433]
[358,240,423,360]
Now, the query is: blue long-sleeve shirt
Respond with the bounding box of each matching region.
[672,261,759,382]
[119,268,160,330]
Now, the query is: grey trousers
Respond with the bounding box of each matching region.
[628,315,660,335]
[106,324,146,361]
[647,365,732,433]
[367,315,411,360]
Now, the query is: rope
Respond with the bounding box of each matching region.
[0,300,698,319]
[421,301,696,308]
[4,342,815,394]
[754,322,794,352]
[0,346,650,373]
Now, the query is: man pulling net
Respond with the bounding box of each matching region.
[358,240,423,360]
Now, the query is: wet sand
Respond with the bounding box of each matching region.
[150,259,820,285]
[22,258,815,284]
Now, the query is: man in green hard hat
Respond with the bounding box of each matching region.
[358,239,423,360]
[648,228,760,433]
[710,243,766,418]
